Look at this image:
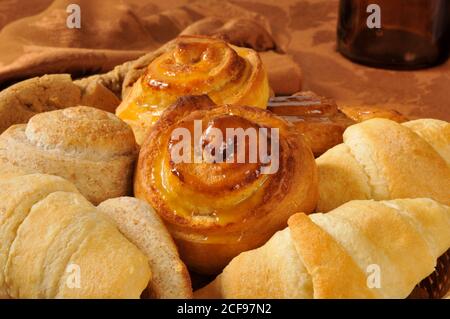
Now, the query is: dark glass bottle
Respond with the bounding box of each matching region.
[337,0,450,70]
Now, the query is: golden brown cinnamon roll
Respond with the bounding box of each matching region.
[338,105,409,123]
[134,95,318,274]
[116,36,270,144]
[268,92,409,157]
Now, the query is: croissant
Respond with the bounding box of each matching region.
[116,35,270,144]
[195,198,450,299]
[317,118,450,212]
[0,106,137,205]
[402,119,450,166]
[134,95,318,274]
[0,174,150,299]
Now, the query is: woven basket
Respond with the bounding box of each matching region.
[409,248,450,299]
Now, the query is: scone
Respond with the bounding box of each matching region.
[0,106,137,204]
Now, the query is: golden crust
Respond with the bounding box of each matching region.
[0,160,30,180]
[315,200,435,298]
[339,105,408,123]
[0,174,79,298]
[135,95,318,274]
[0,106,137,204]
[54,195,151,298]
[268,92,354,156]
[268,92,410,157]
[0,74,81,134]
[195,228,313,299]
[403,119,450,166]
[288,213,376,299]
[26,106,135,157]
[316,143,371,212]
[116,35,270,144]
[97,197,193,299]
[196,198,450,299]
[0,74,120,134]
[5,191,97,298]
[344,119,450,203]
[0,174,151,299]
[317,118,450,211]
[381,198,450,259]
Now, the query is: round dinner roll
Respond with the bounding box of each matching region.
[0,106,138,204]
[97,197,193,299]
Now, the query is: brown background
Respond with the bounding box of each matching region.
[0,0,448,120]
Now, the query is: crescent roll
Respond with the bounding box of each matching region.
[0,174,150,299]
[116,35,270,144]
[134,95,318,274]
[196,198,450,299]
[402,119,450,166]
[0,106,137,205]
[316,118,450,212]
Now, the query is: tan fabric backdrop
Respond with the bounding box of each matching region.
[0,0,448,120]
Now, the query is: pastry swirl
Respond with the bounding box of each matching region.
[134,95,318,274]
[268,91,409,156]
[116,36,270,144]
[268,92,355,156]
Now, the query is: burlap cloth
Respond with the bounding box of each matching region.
[0,0,448,120]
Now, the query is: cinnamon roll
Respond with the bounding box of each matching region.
[116,36,271,144]
[134,95,318,274]
[268,92,354,156]
[339,105,409,123]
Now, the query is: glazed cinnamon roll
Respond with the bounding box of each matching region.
[268,92,354,156]
[268,91,409,156]
[134,95,318,274]
[338,105,409,123]
[116,36,271,144]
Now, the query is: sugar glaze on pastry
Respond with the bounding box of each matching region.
[116,36,270,144]
[134,95,318,274]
